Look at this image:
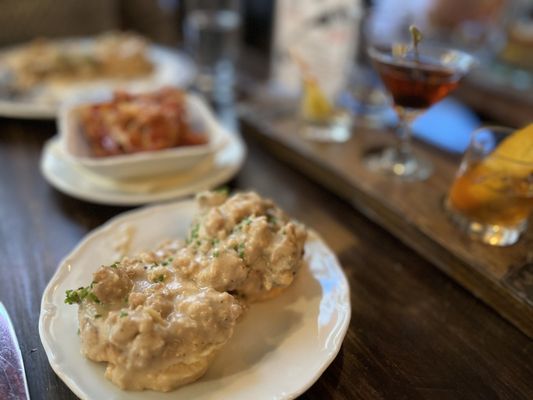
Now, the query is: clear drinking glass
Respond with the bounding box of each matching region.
[365,44,475,180]
[183,0,241,101]
[445,126,533,246]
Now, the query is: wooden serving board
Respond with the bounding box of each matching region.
[238,95,533,338]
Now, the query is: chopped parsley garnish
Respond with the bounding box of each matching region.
[87,292,101,303]
[234,242,245,259]
[162,256,174,266]
[120,311,128,318]
[65,286,101,305]
[94,314,102,319]
[211,238,219,246]
[234,217,253,232]
[266,214,278,225]
[214,186,229,195]
[187,223,200,244]
[110,262,119,269]
[213,250,219,258]
[153,274,165,283]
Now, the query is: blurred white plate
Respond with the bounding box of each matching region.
[40,132,245,206]
[0,43,195,119]
[39,199,351,400]
[60,93,227,180]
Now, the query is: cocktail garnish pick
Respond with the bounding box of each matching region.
[409,25,423,59]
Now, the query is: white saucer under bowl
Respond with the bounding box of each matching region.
[40,134,246,206]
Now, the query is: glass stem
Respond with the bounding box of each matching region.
[395,107,413,163]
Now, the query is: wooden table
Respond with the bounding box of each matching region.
[0,115,532,400]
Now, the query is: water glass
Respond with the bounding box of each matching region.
[183,0,241,101]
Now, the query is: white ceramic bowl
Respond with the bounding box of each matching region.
[59,93,228,180]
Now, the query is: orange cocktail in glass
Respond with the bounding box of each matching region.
[446,125,533,246]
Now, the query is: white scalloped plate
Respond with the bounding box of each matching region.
[39,199,351,400]
[0,43,195,119]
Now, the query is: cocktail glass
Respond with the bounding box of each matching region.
[365,44,475,180]
[445,126,533,246]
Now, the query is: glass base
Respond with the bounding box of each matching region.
[363,146,433,181]
[301,115,352,143]
[445,200,526,246]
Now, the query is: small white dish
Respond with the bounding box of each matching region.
[40,133,246,206]
[60,93,227,180]
[0,43,195,119]
[39,199,351,400]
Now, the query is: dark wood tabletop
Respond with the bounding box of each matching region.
[0,114,532,400]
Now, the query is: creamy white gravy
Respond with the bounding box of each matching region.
[74,191,307,392]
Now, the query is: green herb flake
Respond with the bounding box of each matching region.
[110,262,119,269]
[266,214,278,225]
[65,289,82,305]
[87,292,101,304]
[94,314,102,319]
[162,257,174,266]
[214,186,229,195]
[65,286,101,305]
[153,274,165,283]
[213,250,220,258]
[237,243,245,259]
[120,311,128,318]
[187,223,200,244]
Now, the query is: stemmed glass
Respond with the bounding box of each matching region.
[365,44,475,180]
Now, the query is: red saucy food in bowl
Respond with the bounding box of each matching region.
[78,87,208,157]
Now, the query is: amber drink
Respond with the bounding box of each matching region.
[373,54,462,110]
[446,126,533,246]
[366,45,474,180]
